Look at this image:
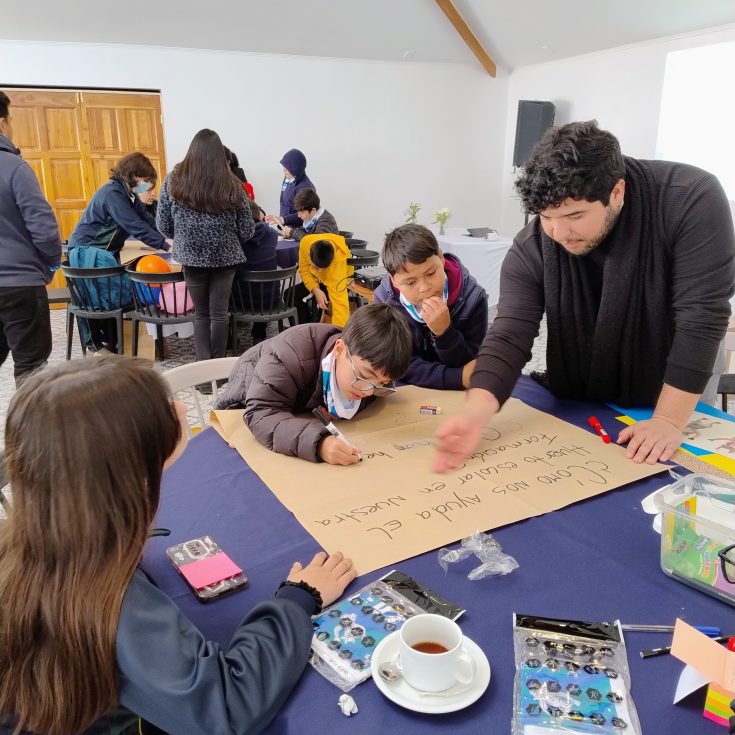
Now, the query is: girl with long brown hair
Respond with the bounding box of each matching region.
[0,357,355,735]
[157,129,255,363]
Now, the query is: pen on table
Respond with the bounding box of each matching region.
[587,416,611,444]
[148,528,171,538]
[640,634,732,659]
[312,406,362,461]
[623,624,721,636]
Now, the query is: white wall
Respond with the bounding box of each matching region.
[0,41,508,249]
[500,24,735,235]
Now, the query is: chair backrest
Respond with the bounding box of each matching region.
[231,265,298,317]
[346,238,368,251]
[339,230,355,239]
[126,268,192,318]
[61,265,131,312]
[346,249,380,269]
[162,357,239,436]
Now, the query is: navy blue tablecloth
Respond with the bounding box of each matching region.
[276,240,299,269]
[142,376,732,734]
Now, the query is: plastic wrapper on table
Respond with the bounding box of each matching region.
[438,530,519,580]
[512,614,642,735]
[309,570,464,692]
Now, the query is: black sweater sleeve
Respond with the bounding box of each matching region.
[663,172,735,393]
[116,570,315,735]
[470,238,544,404]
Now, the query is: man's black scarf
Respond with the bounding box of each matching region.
[542,157,673,407]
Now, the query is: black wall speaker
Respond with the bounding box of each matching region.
[513,100,556,167]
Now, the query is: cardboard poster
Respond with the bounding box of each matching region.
[212,386,664,574]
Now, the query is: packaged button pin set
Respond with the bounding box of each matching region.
[512,615,641,735]
[654,473,735,606]
[310,570,464,692]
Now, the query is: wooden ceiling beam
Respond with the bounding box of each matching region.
[435,0,496,78]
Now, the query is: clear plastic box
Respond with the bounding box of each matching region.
[655,474,735,606]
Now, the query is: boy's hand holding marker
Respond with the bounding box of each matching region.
[318,436,362,465]
[313,406,363,466]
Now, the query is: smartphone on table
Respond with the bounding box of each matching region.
[166,535,248,603]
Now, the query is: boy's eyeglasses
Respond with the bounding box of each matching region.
[344,345,396,398]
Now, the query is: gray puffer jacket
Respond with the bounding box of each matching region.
[216,324,371,462]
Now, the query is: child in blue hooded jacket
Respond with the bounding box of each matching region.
[266,148,316,228]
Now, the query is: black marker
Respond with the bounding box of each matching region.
[641,634,731,658]
[313,406,362,461]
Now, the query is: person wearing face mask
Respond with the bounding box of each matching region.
[135,175,158,223]
[374,224,488,391]
[68,152,169,259]
[215,304,412,465]
[265,148,315,229]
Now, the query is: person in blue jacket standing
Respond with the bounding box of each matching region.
[0,90,62,386]
[266,148,315,228]
[67,152,169,258]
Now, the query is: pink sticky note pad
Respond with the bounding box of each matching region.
[179,552,243,590]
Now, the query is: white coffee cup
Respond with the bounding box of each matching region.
[399,614,476,692]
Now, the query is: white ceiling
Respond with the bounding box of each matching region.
[2,0,735,71]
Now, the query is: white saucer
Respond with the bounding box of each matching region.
[370,631,491,714]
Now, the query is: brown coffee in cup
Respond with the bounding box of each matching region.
[411,640,449,654]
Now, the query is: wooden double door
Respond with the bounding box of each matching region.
[8,89,167,240]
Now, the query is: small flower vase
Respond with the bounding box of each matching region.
[438,221,447,236]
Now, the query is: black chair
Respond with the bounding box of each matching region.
[339,230,354,239]
[62,265,133,358]
[126,268,195,360]
[346,238,368,251]
[717,374,735,412]
[230,266,298,354]
[347,249,380,269]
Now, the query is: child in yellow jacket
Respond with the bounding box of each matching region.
[299,233,354,327]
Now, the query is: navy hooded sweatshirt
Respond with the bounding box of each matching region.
[374,253,489,390]
[0,134,62,286]
[279,149,315,227]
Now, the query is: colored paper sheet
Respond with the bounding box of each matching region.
[615,410,735,475]
[212,387,664,575]
[671,619,735,691]
[179,551,242,590]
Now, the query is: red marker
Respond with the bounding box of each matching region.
[588,416,611,443]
